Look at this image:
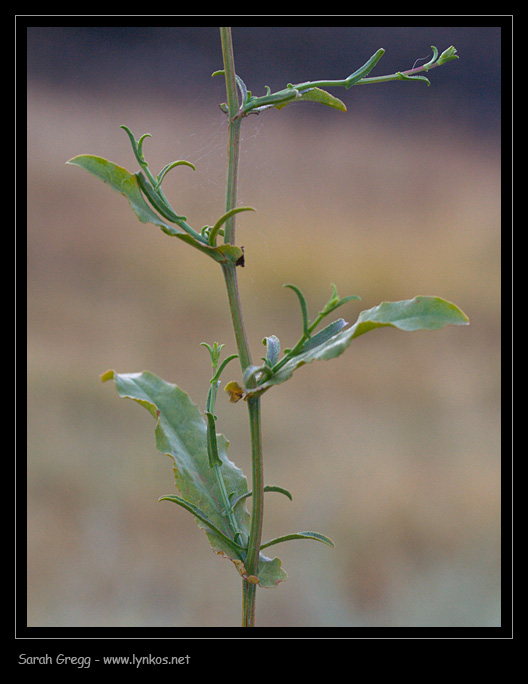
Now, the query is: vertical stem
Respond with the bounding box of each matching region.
[223,120,242,246]
[220,27,242,246]
[219,26,264,628]
[220,27,239,117]
[242,581,257,627]
[243,394,264,594]
[222,264,252,371]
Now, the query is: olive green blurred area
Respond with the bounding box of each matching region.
[27,27,501,628]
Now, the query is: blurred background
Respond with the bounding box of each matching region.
[27,24,502,628]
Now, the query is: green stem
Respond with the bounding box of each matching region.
[220,27,242,245]
[355,60,447,87]
[222,264,252,371]
[244,395,264,571]
[242,581,257,627]
[223,119,242,244]
[241,395,263,627]
[220,26,264,628]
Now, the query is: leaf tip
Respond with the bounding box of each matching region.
[66,154,91,167]
[100,369,115,383]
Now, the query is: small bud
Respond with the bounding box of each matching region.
[438,46,458,65]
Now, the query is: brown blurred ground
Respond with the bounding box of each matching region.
[27,61,501,628]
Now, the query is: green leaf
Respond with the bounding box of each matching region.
[207,206,255,246]
[67,155,179,235]
[248,296,469,395]
[262,335,281,367]
[205,411,223,468]
[101,369,287,587]
[135,170,188,223]
[351,295,469,333]
[235,74,249,104]
[422,46,439,71]
[343,48,386,88]
[396,71,431,86]
[300,318,348,353]
[261,531,335,550]
[155,159,196,189]
[283,283,310,336]
[229,484,293,513]
[275,86,347,112]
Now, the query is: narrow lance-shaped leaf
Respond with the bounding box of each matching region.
[284,283,310,337]
[229,484,293,513]
[155,159,196,190]
[207,206,255,246]
[300,318,348,353]
[261,531,335,550]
